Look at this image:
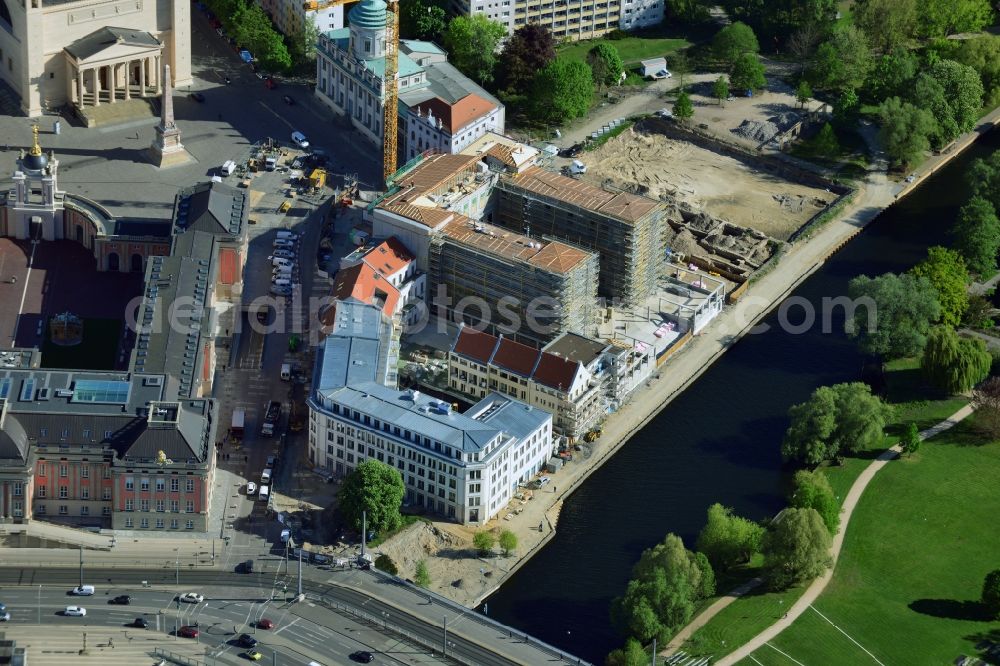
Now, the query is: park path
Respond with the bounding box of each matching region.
[716,403,975,665]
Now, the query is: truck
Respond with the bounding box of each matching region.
[261,401,282,437]
[265,155,277,171]
[231,409,246,440]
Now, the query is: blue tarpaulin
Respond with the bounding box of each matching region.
[240,49,253,63]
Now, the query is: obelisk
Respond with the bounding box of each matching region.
[148,63,194,167]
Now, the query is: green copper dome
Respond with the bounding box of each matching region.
[349,0,387,31]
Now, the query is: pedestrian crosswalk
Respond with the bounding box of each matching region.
[665,651,713,665]
[4,626,207,666]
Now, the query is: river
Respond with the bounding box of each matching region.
[484,130,1000,663]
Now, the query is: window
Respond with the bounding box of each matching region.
[140,518,149,528]
[59,464,67,478]
[155,518,164,529]
[12,501,22,517]
[12,482,21,497]
[58,505,68,515]
[82,429,90,439]
[38,463,46,476]
[155,478,165,492]
[81,487,89,500]
[58,486,68,499]
[170,478,179,492]
[156,499,165,512]
[81,466,89,478]
[125,517,133,528]
[140,478,149,491]
[61,428,69,438]
[103,467,110,479]
[185,479,194,493]
[125,499,133,511]
[80,506,89,516]
[103,488,112,500]
[39,428,47,438]
[36,485,46,498]
[186,500,194,513]
[186,520,194,530]
[36,504,45,515]
[125,477,134,490]
[171,519,179,529]
[102,507,111,516]
[140,499,149,512]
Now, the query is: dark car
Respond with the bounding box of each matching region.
[133,617,149,629]
[189,92,205,103]
[256,618,274,630]
[109,595,132,605]
[282,95,295,106]
[237,633,259,648]
[237,559,254,574]
[559,143,584,158]
[178,625,199,638]
[350,652,375,663]
[254,307,269,325]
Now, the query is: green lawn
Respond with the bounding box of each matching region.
[40,317,121,370]
[557,34,690,68]
[681,359,970,659]
[744,417,1000,665]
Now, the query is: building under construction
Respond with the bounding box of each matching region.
[494,166,666,304]
[429,217,599,346]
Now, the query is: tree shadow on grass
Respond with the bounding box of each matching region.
[909,599,992,621]
[928,419,996,447]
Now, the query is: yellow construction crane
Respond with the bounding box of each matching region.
[302,0,399,187]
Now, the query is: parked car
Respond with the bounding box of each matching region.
[559,143,584,158]
[189,92,205,103]
[178,625,199,638]
[133,617,149,628]
[350,651,375,663]
[273,249,295,259]
[63,606,87,616]
[282,95,295,106]
[237,559,254,574]
[246,481,257,495]
[266,454,277,467]
[256,618,274,630]
[270,285,292,297]
[109,595,132,605]
[237,634,259,648]
[290,131,310,149]
[179,592,204,604]
[71,585,95,596]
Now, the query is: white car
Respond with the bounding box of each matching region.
[64,606,87,616]
[290,131,310,149]
[0,611,10,621]
[273,239,296,249]
[71,585,95,596]
[246,481,257,496]
[270,285,293,296]
[272,249,295,259]
[179,592,204,604]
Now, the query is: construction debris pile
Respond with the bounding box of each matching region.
[731,111,803,145]
[665,205,778,278]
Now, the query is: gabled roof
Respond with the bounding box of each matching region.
[361,237,413,277]
[531,352,581,392]
[451,327,586,393]
[65,27,161,61]
[504,167,662,225]
[411,93,496,135]
[452,327,499,365]
[492,338,541,377]
[174,182,247,238]
[331,262,400,317]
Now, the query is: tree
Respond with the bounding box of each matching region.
[954,197,1000,277]
[400,0,447,41]
[497,24,556,94]
[730,53,766,92]
[414,559,431,588]
[696,503,764,570]
[900,422,921,456]
[955,35,1000,106]
[984,570,1000,619]
[713,76,730,105]
[866,48,920,100]
[833,88,860,127]
[530,58,594,124]
[338,460,405,535]
[587,43,625,87]
[610,533,709,642]
[712,22,759,66]
[498,529,518,556]
[967,153,1000,210]
[288,19,320,69]
[795,80,812,108]
[854,0,917,53]
[763,507,832,590]
[910,246,970,327]
[846,272,942,358]
[374,553,398,575]
[789,470,839,534]
[917,0,994,38]
[720,0,837,47]
[693,551,716,598]
[787,23,822,73]
[606,637,649,666]
[809,123,840,157]
[808,25,873,94]
[972,376,1000,437]
[912,60,984,147]
[877,97,937,167]
[668,50,693,90]
[782,383,893,464]
[963,293,995,330]
[921,326,992,394]
[673,90,694,122]
[443,15,507,85]
[473,530,495,556]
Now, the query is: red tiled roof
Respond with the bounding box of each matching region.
[492,337,540,377]
[415,94,496,134]
[531,352,580,392]
[452,327,499,365]
[331,262,400,317]
[362,237,413,278]
[218,248,238,285]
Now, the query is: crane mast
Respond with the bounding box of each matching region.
[382,0,399,186]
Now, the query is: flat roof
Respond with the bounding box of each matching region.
[543,331,609,365]
[503,166,663,224]
[440,218,593,275]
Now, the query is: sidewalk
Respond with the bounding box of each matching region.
[717,404,974,665]
[0,626,206,666]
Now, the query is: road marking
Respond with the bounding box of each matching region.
[10,241,37,349]
[809,605,885,665]
[764,642,806,666]
[272,616,299,635]
[257,101,295,131]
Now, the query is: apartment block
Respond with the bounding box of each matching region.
[450,0,662,39]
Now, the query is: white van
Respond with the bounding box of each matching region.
[260,468,272,484]
[274,238,295,249]
[258,485,270,502]
[280,363,291,381]
[276,230,297,240]
[272,256,293,266]
[272,278,292,288]
[569,159,587,175]
[221,160,236,176]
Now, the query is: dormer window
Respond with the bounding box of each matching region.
[364,38,372,53]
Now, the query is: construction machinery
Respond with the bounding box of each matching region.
[302,0,399,186]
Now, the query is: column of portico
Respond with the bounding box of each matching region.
[77,67,84,106]
[124,59,131,100]
[154,55,162,93]
[92,67,100,106]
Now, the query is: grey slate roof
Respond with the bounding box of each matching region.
[0,412,28,462]
[65,27,161,61]
[399,61,502,109]
[316,302,393,393]
[173,182,247,238]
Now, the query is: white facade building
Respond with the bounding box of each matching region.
[619,0,664,30]
[257,0,345,42]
